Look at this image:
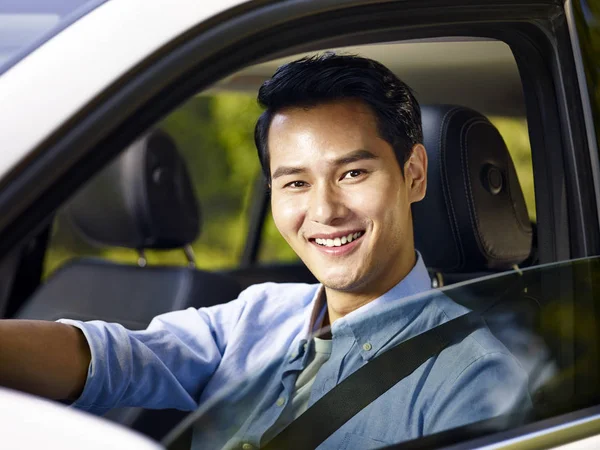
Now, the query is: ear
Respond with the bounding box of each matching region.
[404,144,427,203]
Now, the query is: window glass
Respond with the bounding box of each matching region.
[0,0,106,74]
[165,256,600,449]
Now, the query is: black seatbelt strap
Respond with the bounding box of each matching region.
[261,310,483,450]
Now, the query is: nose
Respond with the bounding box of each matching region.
[308,183,349,225]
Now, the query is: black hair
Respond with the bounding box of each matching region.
[254,53,423,182]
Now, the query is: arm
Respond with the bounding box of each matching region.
[60,294,249,415]
[0,320,90,400]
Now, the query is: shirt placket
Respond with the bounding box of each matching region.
[308,327,355,406]
[236,339,309,450]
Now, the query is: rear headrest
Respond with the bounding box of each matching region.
[65,129,200,250]
[413,105,532,272]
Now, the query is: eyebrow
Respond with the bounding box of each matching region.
[333,149,379,166]
[271,149,379,180]
[271,166,307,180]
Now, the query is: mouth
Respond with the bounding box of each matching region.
[307,230,366,257]
[310,230,365,248]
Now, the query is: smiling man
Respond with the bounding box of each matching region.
[266,98,425,325]
[0,54,529,449]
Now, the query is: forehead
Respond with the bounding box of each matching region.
[267,100,386,165]
[269,99,378,139]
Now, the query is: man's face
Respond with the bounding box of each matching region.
[269,100,427,295]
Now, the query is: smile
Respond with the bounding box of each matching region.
[312,231,364,248]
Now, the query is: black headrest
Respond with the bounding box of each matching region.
[413,105,532,272]
[65,129,201,250]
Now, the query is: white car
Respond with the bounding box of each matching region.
[1,0,600,449]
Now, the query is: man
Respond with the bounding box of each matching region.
[0,54,529,449]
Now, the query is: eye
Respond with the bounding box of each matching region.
[284,180,308,189]
[342,169,367,180]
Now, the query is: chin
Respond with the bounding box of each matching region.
[317,270,363,292]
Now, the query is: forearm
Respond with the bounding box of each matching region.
[0,320,90,401]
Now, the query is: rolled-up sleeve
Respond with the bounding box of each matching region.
[58,296,247,415]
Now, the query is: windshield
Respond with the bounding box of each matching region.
[0,0,107,75]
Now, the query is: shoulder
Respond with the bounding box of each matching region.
[424,293,528,392]
[427,293,518,365]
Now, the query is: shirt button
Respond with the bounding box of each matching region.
[242,444,254,450]
[276,397,286,407]
[362,342,373,351]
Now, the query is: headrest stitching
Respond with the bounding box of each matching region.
[438,106,465,271]
[461,119,494,261]
[502,149,534,236]
[496,126,533,262]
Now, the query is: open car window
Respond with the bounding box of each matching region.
[32,39,545,448]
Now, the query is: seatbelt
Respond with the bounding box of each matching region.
[261,309,483,450]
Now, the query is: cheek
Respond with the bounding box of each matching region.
[346,182,398,220]
[348,179,408,231]
[271,195,306,238]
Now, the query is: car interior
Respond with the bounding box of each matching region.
[4,36,600,447]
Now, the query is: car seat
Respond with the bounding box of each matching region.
[413,104,556,402]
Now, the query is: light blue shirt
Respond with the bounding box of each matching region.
[60,255,530,449]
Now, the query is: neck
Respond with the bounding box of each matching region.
[324,250,417,326]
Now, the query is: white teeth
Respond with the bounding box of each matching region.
[314,231,363,247]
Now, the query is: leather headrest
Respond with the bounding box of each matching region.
[413,105,532,272]
[65,129,200,250]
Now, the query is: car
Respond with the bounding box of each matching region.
[1,0,600,448]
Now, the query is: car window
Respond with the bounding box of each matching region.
[0,0,107,75]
